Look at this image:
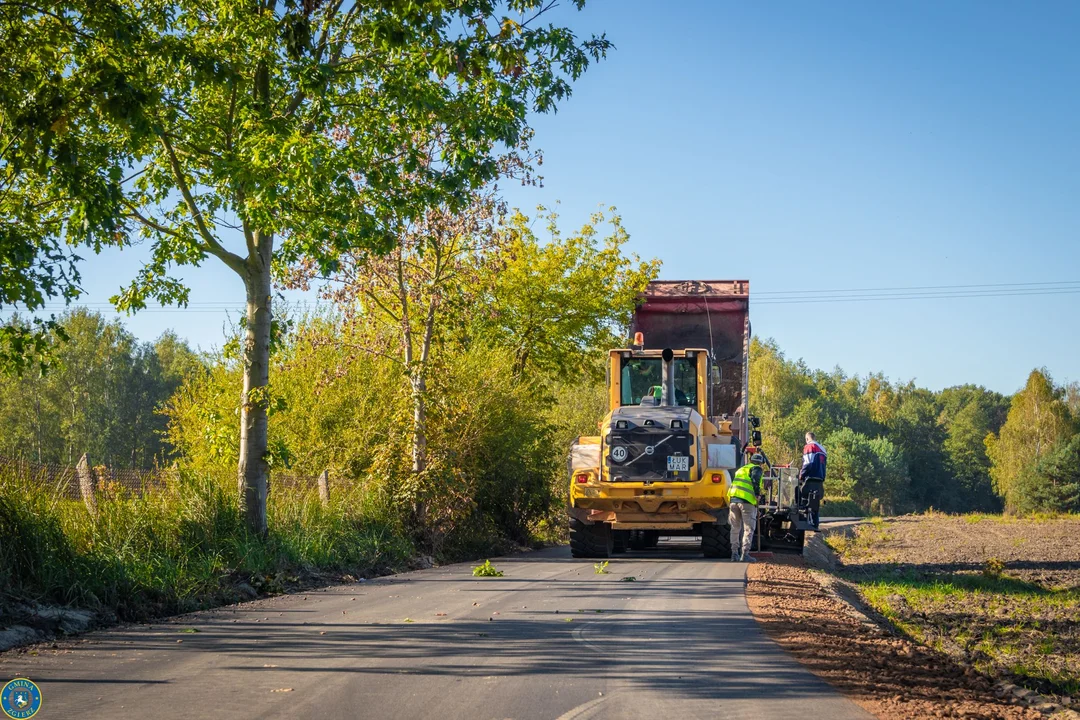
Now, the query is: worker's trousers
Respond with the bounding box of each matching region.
[728,500,757,559]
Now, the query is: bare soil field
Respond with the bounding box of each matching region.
[816,515,1080,713]
[748,555,1047,719]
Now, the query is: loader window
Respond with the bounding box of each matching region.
[620,358,697,407]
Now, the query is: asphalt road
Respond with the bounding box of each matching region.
[2,539,872,720]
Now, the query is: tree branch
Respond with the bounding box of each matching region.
[123,203,184,239]
[158,132,248,277]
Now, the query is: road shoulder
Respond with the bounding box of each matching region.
[746,554,1045,720]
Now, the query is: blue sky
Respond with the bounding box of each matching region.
[51,0,1080,395]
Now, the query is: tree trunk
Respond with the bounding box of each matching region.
[238,246,272,537]
[411,374,427,474]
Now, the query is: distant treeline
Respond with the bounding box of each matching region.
[0,309,204,468]
[750,338,1080,515]
[4,306,1077,519]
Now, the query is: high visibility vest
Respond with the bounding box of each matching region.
[729,464,758,504]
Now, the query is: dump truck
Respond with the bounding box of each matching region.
[567,280,752,558]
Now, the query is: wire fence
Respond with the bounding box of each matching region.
[0,454,325,501]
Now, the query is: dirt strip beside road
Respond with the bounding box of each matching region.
[747,555,1044,720]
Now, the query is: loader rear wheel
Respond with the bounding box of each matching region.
[645,530,660,548]
[701,521,732,559]
[570,517,613,558]
[628,529,648,551]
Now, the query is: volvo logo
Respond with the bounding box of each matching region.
[644,446,655,456]
[611,446,628,463]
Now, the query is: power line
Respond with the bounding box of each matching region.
[754,280,1080,297]
[754,288,1080,306]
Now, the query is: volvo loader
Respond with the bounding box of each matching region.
[567,280,752,559]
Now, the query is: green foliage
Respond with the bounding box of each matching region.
[827,428,908,514]
[471,560,503,577]
[748,337,1055,515]
[986,369,1075,513]
[479,207,660,378]
[1011,435,1080,515]
[821,496,867,517]
[2,0,612,310]
[0,309,204,466]
[940,386,1009,512]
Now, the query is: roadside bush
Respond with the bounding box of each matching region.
[166,321,562,560]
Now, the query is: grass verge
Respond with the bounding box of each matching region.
[0,470,414,625]
[827,515,1080,701]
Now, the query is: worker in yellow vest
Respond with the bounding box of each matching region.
[729,453,765,562]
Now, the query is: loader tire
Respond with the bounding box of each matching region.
[644,530,660,548]
[628,529,648,551]
[701,521,732,559]
[570,517,613,558]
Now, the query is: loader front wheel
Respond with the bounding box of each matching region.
[701,521,732,559]
[570,517,613,558]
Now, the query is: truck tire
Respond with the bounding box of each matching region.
[701,521,732,559]
[570,517,613,558]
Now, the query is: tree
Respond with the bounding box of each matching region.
[886,385,949,511]
[309,191,502,526]
[938,385,1009,512]
[2,1,609,534]
[987,369,1074,513]
[826,427,908,513]
[479,207,659,378]
[1012,434,1080,514]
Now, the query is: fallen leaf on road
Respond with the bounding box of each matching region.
[179,628,199,633]
[403,618,414,623]
[564,618,573,623]
[175,640,183,643]
[492,611,500,615]
[435,613,446,616]
[271,688,293,693]
[263,664,278,668]
[319,631,326,635]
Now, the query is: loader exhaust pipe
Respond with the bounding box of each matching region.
[661,348,675,407]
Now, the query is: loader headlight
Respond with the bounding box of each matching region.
[671,419,683,429]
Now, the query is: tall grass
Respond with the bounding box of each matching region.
[0,469,412,621]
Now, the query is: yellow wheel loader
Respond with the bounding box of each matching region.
[568,280,752,559]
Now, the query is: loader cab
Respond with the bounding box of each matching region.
[607,347,712,421]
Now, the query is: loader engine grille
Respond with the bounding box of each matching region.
[606,427,694,482]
